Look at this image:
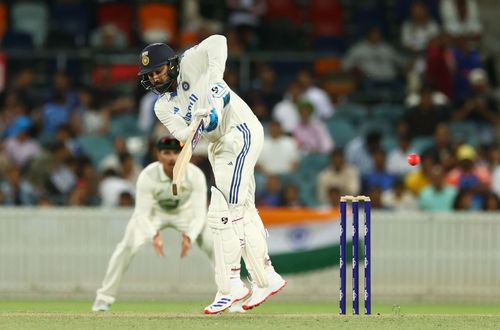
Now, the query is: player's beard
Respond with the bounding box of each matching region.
[152,77,175,94]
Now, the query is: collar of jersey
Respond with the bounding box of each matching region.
[157,162,171,182]
[169,91,177,98]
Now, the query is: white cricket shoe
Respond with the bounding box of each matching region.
[204,280,251,315]
[228,300,246,313]
[91,299,110,312]
[242,272,287,310]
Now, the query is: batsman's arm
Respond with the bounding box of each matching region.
[154,97,193,144]
[197,34,227,83]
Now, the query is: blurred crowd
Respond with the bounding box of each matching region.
[0,0,499,211]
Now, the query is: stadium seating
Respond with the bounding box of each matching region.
[97,2,134,44]
[78,134,114,166]
[10,1,49,47]
[333,102,368,126]
[0,2,7,42]
[109,114,141,138]
[326,118,357,148]
[137,3,177,44]
[410,136,435,154]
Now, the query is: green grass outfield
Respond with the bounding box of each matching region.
[1,301,500,330]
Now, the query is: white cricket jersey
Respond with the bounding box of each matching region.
[154,35,260,144]
[132,161,207,243]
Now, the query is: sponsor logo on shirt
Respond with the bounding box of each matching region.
[184,94,198,122]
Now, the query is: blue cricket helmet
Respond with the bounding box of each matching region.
[138,43,176,75]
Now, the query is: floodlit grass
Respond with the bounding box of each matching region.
[1,301,500,330]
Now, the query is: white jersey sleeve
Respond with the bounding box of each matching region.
[185,164,208,242]
[154,96,193,143]
[196,34,227,83]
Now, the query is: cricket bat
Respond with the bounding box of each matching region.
[172,118,205,195]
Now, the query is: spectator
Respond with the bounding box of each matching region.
[345,131,382,176]
[226,0,266,51]
[41,71,79,137]
[118,191,135,207]
[424,123,457,172]
[68,179,93,206]
[0,166,38,205]
[401,1,440,54]
[382,179,418,211]
[0,142,13,175]
[25,141,76,204]
[325,186,341,211]
[119,152,142,185]
[272,81,301,134]
[446,144,491,194]
[440,0,482,38]
[90,24,127,50]
[138,90,158,134]
[296,70,335,119]
[280,183,303,208]
[74,156,100,206]
[367,186,384,209]
[77,87,110,135]
[98,169,135,207]
[55,124,84,158]
[387,133,416,177]
[482,192,499,211]
[403,85,447,138]
[293,101,334,155]
[419,165,458,211]
[452,188,475,210]
[316,149,360,203]
[258,121,299,176]
[425,33,454,98]
[450,36,481,102]
[11,68,40,110]
[452,69,500,144]
[405,151,435,194]
[343,26,406,88]
[249,98,271,123]
[3,116,41,169]
[363,148,396,193]
[99,137,128,172]
[247,63,282,111]
[405,84,449,108]
[256,175,282,207]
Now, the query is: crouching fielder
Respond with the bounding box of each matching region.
[138,34,286,314]
[92,137,212,312]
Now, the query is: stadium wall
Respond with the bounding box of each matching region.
[0,208,499,303]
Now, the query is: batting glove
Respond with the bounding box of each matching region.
[193,107,210,119]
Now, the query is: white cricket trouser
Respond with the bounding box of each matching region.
[207,121,263,215]
[207,120,276,289]
[96,215,213,304]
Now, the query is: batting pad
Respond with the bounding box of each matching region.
[241,208,272,288]
[207,187,242,294]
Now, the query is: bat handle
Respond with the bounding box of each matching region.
[172,184,178,196]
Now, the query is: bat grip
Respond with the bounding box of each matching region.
[172,184,178,196]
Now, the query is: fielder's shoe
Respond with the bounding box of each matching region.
[204,280,251,315]
[91,299,110,312]
[242,272,287,310]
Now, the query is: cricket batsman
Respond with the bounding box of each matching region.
[92,137,212,312]
[138,35,286,314]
